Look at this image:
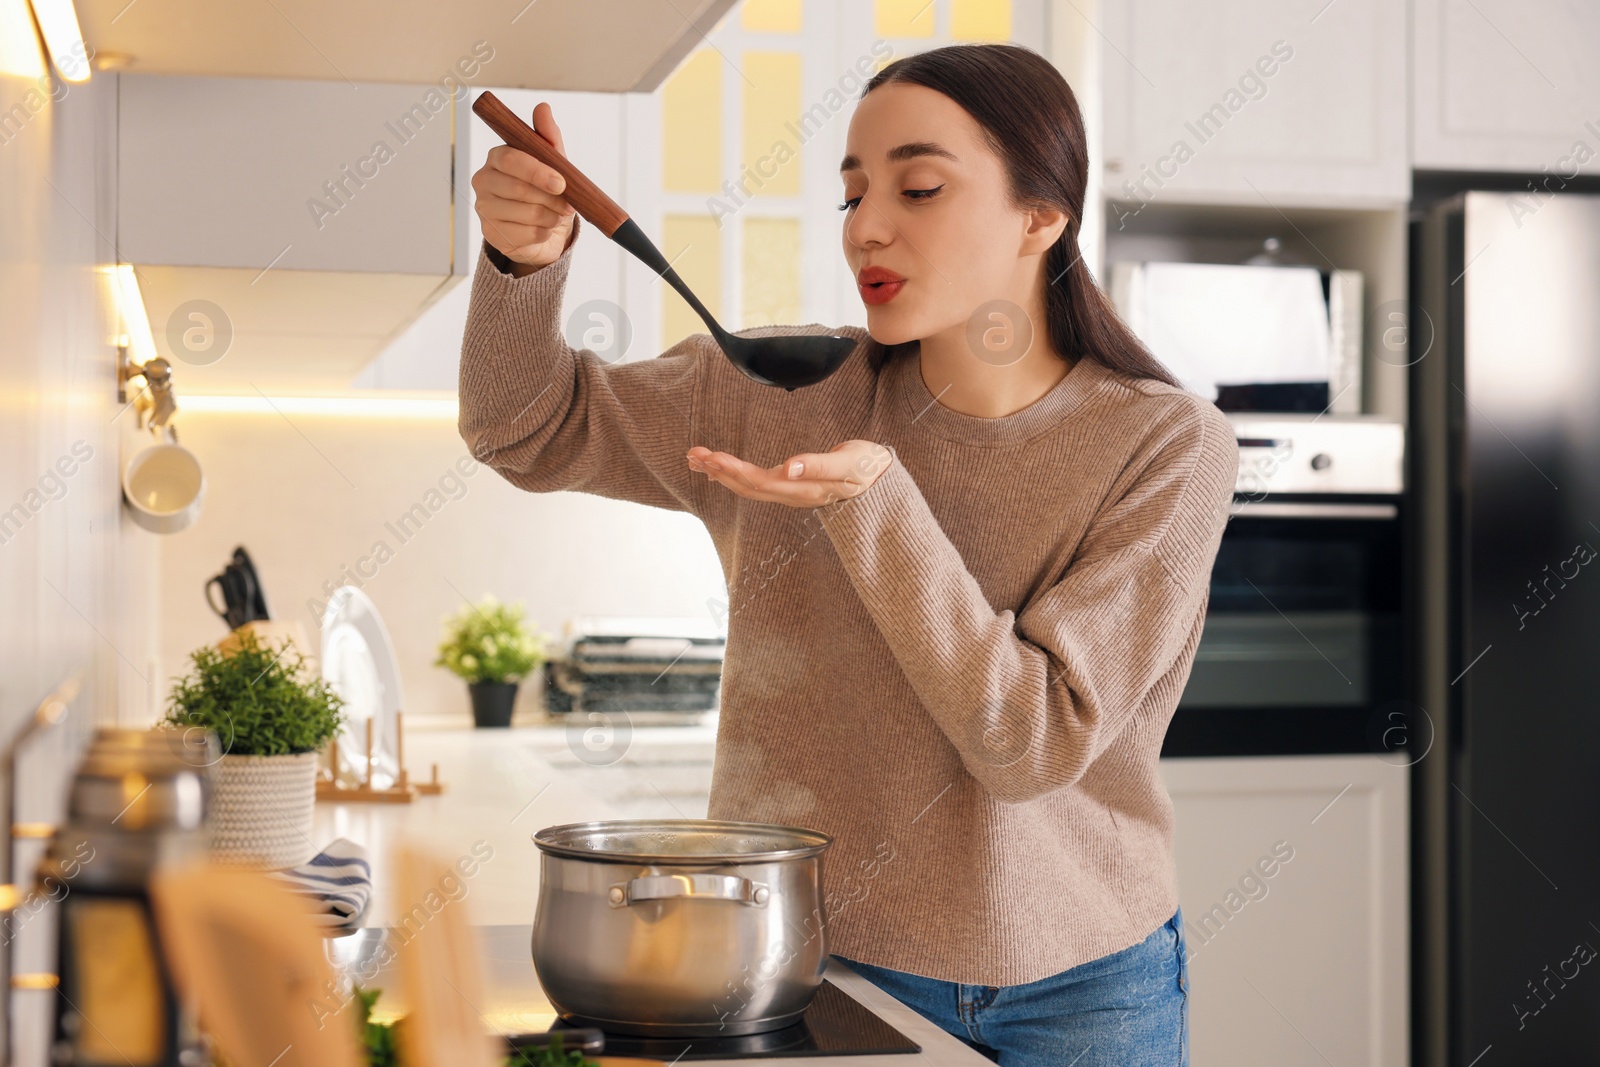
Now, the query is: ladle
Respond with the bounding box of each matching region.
[472,91,857,391]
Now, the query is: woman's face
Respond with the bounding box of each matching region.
[840,82,1056,347]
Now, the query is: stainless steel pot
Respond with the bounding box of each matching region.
[531,819,832,1037]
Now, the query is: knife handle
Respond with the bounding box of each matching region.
[472,90,630,238]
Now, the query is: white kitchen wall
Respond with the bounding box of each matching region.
[154,411,726,723]
[0,13,164,1060]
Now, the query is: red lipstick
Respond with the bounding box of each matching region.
[857,265,906,306]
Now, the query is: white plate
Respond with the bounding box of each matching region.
[320,586,403,789]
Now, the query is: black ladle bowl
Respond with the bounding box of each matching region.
[473,92,857,391]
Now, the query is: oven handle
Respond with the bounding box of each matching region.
[1229,500,1397,519]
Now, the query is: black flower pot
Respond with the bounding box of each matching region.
[468,681,518,728]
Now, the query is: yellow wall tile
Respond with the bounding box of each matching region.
[876,0,936,37]
[742,218,803,330]
[951,0,1011,40]
[741,0,803,33]
[662,214,722,350]
[741,52,802,200]
[663,50,722,194]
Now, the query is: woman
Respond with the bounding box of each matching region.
[463,42,1236,1067]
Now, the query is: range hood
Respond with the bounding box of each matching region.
[105,0,738,393]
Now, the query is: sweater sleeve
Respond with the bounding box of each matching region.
[815,400,1239,804]
[458,218,707,516]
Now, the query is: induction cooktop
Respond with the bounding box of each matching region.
[548,979,922,1060]
[328,924,922,1061]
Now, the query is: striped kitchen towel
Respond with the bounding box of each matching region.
[268,837,372,928]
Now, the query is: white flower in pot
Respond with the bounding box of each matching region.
[162,632,345,868]
[434,594,550,728]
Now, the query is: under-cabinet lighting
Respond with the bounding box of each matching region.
[180,395,460,420]
[109,264,158,366]
[27,0,89,83]
[1,0,43,79]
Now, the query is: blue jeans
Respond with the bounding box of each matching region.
[831,907,1188,1067]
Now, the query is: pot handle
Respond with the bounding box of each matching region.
[607,874,770,908]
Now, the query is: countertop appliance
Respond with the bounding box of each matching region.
[1155,413,1411,1063]
[204,546,270,630]
[543,615,725,721]
[1412,189,1600,1063]
[1111,260,1364,414]
[1162,413,1406,757]
[550,979,921,1061]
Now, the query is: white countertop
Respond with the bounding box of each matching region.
[312,723,993,1066]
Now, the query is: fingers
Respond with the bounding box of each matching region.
[480,144,567,199]
[477,100,567,200]
[686,446,887,506]
[472,165,550,205]
[478,217,559,260]
[532,101,566,157]
[469,101,578,266]
[782,445,890,484]
[476,190,571,231]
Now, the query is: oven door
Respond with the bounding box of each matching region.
[1161,494,1404,756]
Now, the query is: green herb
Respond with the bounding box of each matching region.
[163,631,345,756]
[353,986,400,1067]
[350,985,598,1067]
[434,595,551,685]
[504,1030,599,1067]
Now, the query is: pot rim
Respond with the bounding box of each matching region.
[533,818,831,864]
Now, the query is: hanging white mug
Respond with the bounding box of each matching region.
[122,442,205,534]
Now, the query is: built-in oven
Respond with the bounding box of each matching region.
[1161,415,1406,757]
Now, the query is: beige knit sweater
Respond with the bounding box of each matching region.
[460,227,1240,986]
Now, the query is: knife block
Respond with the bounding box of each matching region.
[216,619,314,666]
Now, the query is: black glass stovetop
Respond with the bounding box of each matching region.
[549,978,921,1060]
[329,924,921,1061]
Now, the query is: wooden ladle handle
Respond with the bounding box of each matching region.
[471,90,630,238]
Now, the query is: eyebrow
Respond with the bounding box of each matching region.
[839,141,960,174]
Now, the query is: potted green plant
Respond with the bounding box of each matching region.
[435,596,550,728]
[163,632,345,868]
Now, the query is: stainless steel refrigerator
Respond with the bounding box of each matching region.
[1414,189,1600,1065]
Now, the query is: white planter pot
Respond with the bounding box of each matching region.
[208,751,318,869]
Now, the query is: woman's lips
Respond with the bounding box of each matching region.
[858,278,906,305]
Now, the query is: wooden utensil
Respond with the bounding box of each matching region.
[393,842,502,1067]
[471,90,857,391]
[147,864,364,1067]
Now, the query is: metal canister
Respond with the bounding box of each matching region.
[39,727,216,1067]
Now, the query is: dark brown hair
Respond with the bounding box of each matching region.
[857,43,1182,388]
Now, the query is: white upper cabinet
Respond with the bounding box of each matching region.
[1413,0,1600,174]
[1100,0,1409,208]
[116,74,472,392]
